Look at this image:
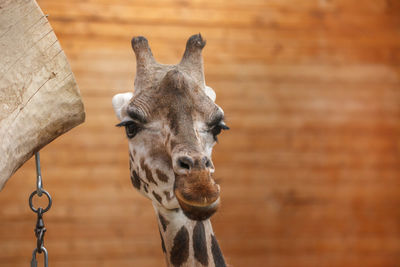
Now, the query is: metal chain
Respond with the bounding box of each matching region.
[29,152,51,267]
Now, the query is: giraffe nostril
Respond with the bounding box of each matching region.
[177,156,193,170]
[203,157,212,168]
[179,161,190,170]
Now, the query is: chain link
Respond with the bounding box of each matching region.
[31,247,48,267]
[29,152,51,267]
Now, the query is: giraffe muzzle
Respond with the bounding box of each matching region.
[174,170,220,221]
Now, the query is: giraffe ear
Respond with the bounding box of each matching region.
[112,92,133,120]
[204,85,216,101]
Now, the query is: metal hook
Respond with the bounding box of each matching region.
[35,152,43,197]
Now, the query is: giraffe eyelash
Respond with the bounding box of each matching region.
[116,121,143,138]
[209,121,229,142]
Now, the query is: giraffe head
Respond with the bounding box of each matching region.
[112,34,228,221]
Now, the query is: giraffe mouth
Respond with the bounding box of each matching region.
[175,190,220,220]
[173,169,221,220]
[174,182,220,221]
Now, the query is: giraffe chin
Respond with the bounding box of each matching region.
[175,190,220,221]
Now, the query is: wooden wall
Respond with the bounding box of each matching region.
[1,0,400,266]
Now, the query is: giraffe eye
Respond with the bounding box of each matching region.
[116,121,142,138]
[209,122,229,141]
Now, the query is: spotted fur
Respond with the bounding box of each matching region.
[152,191,163,204]
[158,213,169,232]
[156,169,169,182]
[211,234,226,267]
[159,229,166,253]
[170,226,189,267]
[193,221,208,266]
[130,170,141,190]
[142,161,158,185]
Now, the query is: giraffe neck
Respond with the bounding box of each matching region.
[154,204,226,267]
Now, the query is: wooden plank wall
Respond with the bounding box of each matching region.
[1,0,400,266]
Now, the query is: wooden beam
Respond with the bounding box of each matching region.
[0,0,85,189]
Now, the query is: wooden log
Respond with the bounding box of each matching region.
[0,0,85,189]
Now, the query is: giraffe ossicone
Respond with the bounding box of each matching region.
[113,34,228,267]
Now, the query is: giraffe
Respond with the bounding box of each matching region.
[112,34,229,267]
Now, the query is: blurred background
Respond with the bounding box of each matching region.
[1,0,400,266]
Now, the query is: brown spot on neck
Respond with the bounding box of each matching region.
[152,191,162,204]
[158,212,170,232]
[170,226,189,266]
[156,169,169,182]
[141,159,158,185]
